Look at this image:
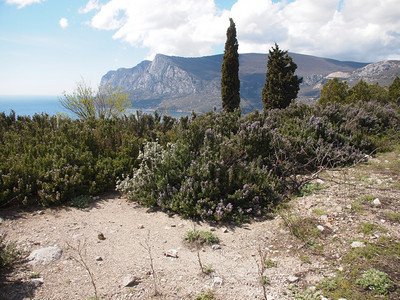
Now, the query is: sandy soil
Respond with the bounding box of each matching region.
[1,151,399,300]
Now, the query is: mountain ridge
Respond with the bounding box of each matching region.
[101,53,400,113]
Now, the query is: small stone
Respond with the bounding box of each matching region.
[122,274,138,287]
[211,244,221,250]
[170,224,176,227]
[164,249,178,258]
[338,266,344,272]
[95,256,103,261]
[177,223,185,228]
[30,278,44,287]
[212,276,223,287]
[317,225,325,232]
[164,225,171,230]
[98,233,106,240]
[338,298,347,300]
[222,228,229,233]
[209,226,216,232]
[320,215,328,222]
[373,198,381,206]
[351,241,365,248]
[288,276,299,283]
[315,179,324,184]
[309,286,316,292]
[137,224,144,229]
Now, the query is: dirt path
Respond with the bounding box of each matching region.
[1,150,399,299]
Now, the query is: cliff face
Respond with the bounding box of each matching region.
[101,53,399,112]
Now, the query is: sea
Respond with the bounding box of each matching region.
[0,95,191,119]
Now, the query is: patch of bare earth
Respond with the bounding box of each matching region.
[1,149,399,299]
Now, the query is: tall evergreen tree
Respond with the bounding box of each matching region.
[221,18,240,112]
[262,43,302,110]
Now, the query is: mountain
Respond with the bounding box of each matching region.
[100,53,400,113]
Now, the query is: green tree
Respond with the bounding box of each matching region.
[262,43,302,110]
[318,78,349,106]
[221,18,240,112]
[60,80,130,119]
[346,79,371,102]
[389,76,400,102]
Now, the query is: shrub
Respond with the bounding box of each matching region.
[0,235,20,270]
[183,230,219,245]
[356,268,394,295]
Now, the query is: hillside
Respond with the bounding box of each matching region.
[1,147,399,299]
[101,53,399,113]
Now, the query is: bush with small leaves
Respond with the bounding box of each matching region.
[356,268,394,295]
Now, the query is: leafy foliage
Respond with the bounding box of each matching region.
[0,111,169,207]
[59,80,130,119]
[356,268,394,295]
[262,43,302,110]
[221,18,240,112]
[117,101,399,221]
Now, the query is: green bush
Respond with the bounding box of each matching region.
[356,268,394,295]
[183,230,219,244]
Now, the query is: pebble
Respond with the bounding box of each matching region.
[122,274,138,287]
[320,215,328,222]
[211,244,221,250]
[222,228,229,233]
[287,275,299,283]
[212,276,223,287]
[95,256,103,261]
[30,278,44,287]
[209,226,216,231]
[373,198,381,206]
[137,224,144,229]
[351,241,365,248]
[317,225,325,232]
[164,249,178,258]
[177,223,185,228]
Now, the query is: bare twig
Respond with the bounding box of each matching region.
[67,240,98,299]
[255,245,268,300]
[139,231,159,296]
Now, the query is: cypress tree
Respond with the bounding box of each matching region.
[262,43,302,110]
[221,18,240,112]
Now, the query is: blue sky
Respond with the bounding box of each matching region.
[1,0,400,95]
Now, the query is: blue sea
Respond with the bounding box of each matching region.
[0,95,190,119]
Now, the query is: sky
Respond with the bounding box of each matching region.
[1,0,400,96]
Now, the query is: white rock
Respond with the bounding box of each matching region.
[122,274,138,287]
[164,249,178,258]
[211,244,221,250]
[338,298,347,300]
[351,241,365,248]
[373,198,381,206]
[137,224,144,229]
[320,215,328,222]
[28,246,62,265]
[317,225,325,232]
[212,276,223,287]
[177,223,185,228]
[222,228,229,233]
[315,179,324,184]
[287,275,299,283]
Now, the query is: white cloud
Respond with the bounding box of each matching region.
[79,0,102,14]
[6,0,45,9]
[59,17,68,29]
[82,0,400,62]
